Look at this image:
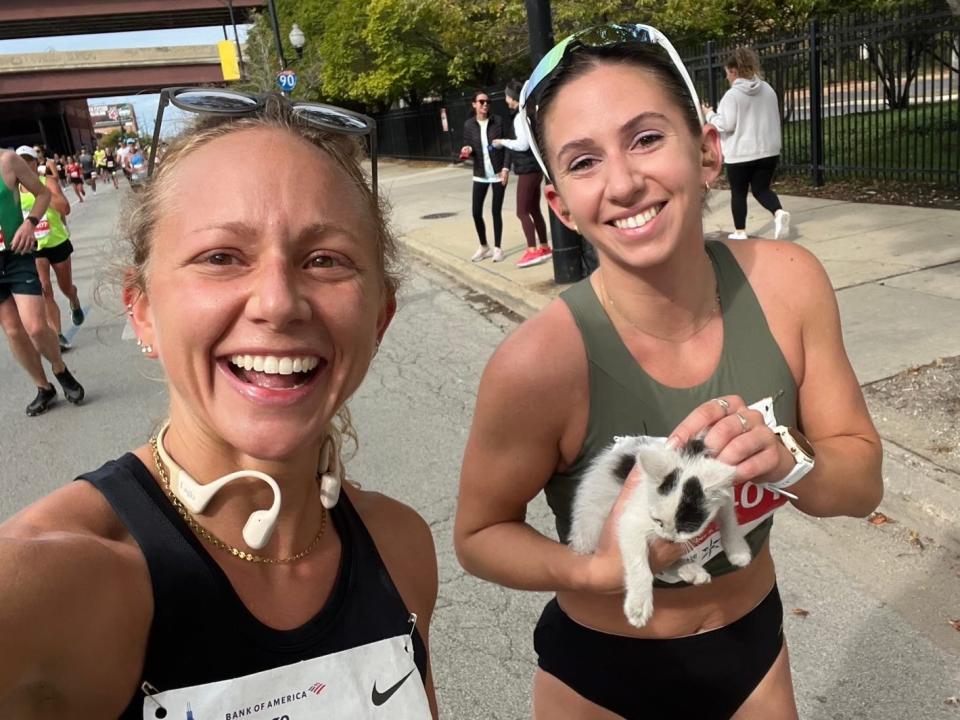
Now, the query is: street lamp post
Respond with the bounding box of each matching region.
[289,24,306,61]
[266,0,288,70]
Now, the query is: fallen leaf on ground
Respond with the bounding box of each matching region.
[946,696,959,706]
[867,511,892,526]
[908,530,925,551]
[950,619,960,632]
[792,608,810,618]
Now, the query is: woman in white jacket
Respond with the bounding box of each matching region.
[703,48,791,240]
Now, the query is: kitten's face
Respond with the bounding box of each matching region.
[637,442,737,542]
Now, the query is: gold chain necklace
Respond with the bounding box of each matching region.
[149,436,327,564]
[598,269,721,344]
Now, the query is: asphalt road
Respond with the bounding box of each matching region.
[1,185,957,719]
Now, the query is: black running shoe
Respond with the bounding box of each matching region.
[54,367,85,404]
[58,333,72,351]
[26,385,57,416]
[71,304,85,326]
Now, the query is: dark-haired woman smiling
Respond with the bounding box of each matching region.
[456,24,881,719]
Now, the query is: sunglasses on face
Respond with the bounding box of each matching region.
[519,23,704,179]
[476,99,490,105]
[149,87,379,199]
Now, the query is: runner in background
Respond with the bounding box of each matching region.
[78,146,97,193]
[117,138,135,184]
[104,147,120,189]
[65,156,85,203]
[16,147,85,350]
[0,148,85,415]
[93,145,107,184]
[53,153,67,188]
[33,146,59,182]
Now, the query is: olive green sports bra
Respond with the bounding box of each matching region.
[547,240,797,585]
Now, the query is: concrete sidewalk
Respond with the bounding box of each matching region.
[381,158,960,385]
[379,158,960,544]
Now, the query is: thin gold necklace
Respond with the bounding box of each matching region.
[149,436,327,564]
[597,268,721,344]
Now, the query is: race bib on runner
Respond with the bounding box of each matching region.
[665,396,786,576]
[141,635,431,720]
[23,212,50,240]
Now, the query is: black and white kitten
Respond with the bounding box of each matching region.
[569,436,752,628]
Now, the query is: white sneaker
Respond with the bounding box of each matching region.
[470,246,493,262]
[727,230,748,240]
[492,247,505,262]
[774,210,791,240]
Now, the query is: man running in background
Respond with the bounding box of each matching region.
[17,146,85,349]
[117,138,134,184]
[93,145,107,184]
[78,145,96,193]
[0,148,85,416]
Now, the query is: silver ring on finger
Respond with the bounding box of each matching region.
[714,398,730,414]
[735,412,748,434]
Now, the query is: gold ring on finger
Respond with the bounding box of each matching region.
[735,412,748,433]
[715,398,730,414]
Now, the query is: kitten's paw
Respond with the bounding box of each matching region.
[676,563,711,585]
[624,590,655,628]
[726,545,753,568]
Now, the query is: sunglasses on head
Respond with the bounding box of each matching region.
[519,23,703,179]
[149,87,378,198]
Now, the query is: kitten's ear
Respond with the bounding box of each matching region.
[701,458,738,492]
[636,444,677,482]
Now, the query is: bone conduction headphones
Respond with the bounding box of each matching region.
[155,423,344,551]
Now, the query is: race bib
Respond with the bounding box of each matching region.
[141,635,431,720]
[70,171,80,179]
[663,396,787,575]
[34,218,50,240]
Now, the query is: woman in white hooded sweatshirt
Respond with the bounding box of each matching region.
[703,47,791,240]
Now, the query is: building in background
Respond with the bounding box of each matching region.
[0,98,96,155]
[89,102,139,140]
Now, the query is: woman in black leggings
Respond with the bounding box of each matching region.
[493,80,552,269]
[703,47,791,240]
[460,91,509,262]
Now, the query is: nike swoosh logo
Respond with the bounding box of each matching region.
[371,668,416,706]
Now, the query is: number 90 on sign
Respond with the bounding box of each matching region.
[276,70,298,93]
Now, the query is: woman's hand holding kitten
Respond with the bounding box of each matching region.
[579,463,689,594]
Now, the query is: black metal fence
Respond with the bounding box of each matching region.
[376,3,959,186]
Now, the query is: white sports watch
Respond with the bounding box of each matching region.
[768,426,815,495]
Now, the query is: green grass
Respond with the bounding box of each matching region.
[781,101,959,183]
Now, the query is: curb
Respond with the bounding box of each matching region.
[399,234,559,320]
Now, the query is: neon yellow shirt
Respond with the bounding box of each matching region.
[20,177,68,251]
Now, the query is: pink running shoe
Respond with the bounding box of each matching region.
[516,248,544,268]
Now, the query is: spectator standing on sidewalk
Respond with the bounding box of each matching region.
[703,47,790,241]
[493,80,552,269]
[0,148,85,415]
[16,146,85,350]
[460,91,509,263]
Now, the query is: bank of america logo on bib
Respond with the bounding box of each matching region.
[309,682,327,695]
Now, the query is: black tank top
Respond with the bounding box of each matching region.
[79,453,427,718]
